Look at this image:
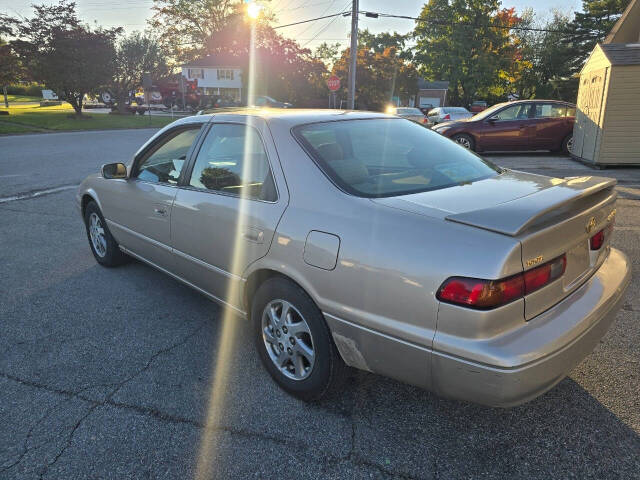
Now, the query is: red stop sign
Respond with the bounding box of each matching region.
[327,75,340,91]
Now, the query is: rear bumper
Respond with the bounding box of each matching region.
[432,247,631,407]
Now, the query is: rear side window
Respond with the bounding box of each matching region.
[188,123,276,201]
[294,118,500,198]
[534,104,568,118]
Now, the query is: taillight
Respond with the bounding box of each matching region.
[590,223,613,250]
[437,275,524,309]
[437,255,566,309]
[422,117,427,124]
[443,114,451,120]
[523,255,566,294]
[590,230,604,250]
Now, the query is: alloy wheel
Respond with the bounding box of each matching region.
[89,212,107,258]
[455,136,471,149]
[566,136,574,153]
[261,299,315,380]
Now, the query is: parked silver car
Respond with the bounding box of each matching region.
[78,110,630,406]
[388,107,428,125]
[427,106,473,125]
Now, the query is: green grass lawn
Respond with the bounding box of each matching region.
[4,94,42,103]
[0,103,177,134]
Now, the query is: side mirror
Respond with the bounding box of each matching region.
[102,162,127,179]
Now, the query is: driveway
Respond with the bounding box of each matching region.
[1,132,639,479]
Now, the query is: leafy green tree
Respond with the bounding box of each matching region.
[149,0,242,63]
[314,42,341,69]
[333,46,418,110]
[358,29,411,59]
[566,0,632,72]
[13,1,121,115]
[0,15,21,107]
[111,33,169,114]
[412,0,516,106]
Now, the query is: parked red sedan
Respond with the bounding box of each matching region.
[432,100,576,154]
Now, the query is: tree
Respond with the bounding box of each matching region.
[333,46,418,110]
[503,10,578,102]
[13,1,121,115]
[566,0,632,72]
[359,29,412,60]
[412,0,518,106]
[314,42,341,69]
[149,0,242,63]
[0,15,21,107]
[111,33,169,114]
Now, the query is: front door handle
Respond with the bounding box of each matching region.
[154,207,167,216]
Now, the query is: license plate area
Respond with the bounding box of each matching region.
[563,241,590,289]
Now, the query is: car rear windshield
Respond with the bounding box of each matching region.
[293,118,501,198]
[444,107,470,113]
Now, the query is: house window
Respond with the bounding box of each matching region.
[188,69,204,79]
[217,69,234,80]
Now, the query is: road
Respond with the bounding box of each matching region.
[1,130,639,479]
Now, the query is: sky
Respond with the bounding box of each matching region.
[1,0,581,51]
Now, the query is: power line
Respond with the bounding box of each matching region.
[273,10,349,29]
[301,0,350,47]
[360,11,576,35]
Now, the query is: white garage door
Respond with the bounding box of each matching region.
[419,97,440,108]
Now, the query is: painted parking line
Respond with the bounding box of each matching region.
[0,184,79,204]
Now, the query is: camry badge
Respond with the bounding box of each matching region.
[526,255,543,268]
[586,216,597,234]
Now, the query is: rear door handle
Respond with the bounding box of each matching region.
[154,207,167,216]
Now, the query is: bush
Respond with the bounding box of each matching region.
[5,84,46,97]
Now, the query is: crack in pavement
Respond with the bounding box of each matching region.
[0,322,207,477]
[2,329,433,479]
[38,321,208,479]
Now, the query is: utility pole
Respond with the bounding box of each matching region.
[347,0,358,110]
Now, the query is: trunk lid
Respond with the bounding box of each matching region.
[373,171,617,319]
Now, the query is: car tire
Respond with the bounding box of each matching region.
[562,134,573,155]
[252,276,345,401]
[84,201,128,267]
[452,133,475,151]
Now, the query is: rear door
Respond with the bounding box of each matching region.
[530,103,574,150]
[101,125,203,269]
[475,103,534,151]
[170,118,288,309]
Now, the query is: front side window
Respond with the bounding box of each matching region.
[491,104,530,121]
[135,127,200,184]
[189,124,276,201]
[294,118,500,198]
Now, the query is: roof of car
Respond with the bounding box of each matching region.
[195,108,394,127]
[505,99,575,106]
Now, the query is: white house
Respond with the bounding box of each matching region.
[181,55,243,101]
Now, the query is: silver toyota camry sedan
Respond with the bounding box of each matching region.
[77,110,630,407]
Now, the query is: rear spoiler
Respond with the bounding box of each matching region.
[445,176,617,236]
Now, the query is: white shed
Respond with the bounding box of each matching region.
[572,0,640,166]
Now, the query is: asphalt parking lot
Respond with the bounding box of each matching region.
[1,129,639,479]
